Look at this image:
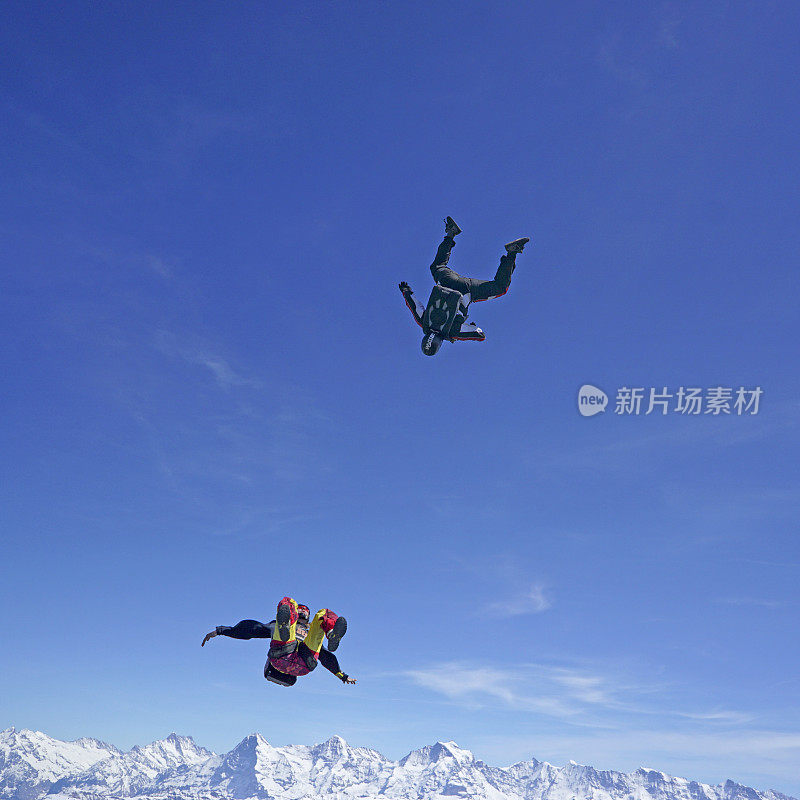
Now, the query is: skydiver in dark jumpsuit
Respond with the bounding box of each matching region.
[399,217,531,355]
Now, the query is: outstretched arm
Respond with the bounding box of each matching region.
[399,282,425,329]
[201,619,274,646]
[319,647,356,684]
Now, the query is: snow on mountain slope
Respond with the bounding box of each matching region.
[389,740,510,799]
[2,727,796,800]
[0,728,119,800]
[180,733,391,799]
[49,733,213,797]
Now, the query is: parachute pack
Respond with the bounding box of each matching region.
[422,285,468,340]
[265,662,296,687]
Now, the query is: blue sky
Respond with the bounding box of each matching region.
[2,0,799,795]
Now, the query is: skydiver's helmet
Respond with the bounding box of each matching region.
[296,604,310,640]
[421,331,443,356]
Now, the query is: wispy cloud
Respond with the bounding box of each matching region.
[597,32,649,90]
[403,659,800,789]
[153,329,258,390]
[105,319,335,521]
[210,507,323,539]
[657,3,682,50]
[154,330,257,389]
[404,662,643,724]
[193,354,251,390]
[145,254,174,279]
[405,660,758,733]
[533,405,796,477]
[734,558,800,569]
[714,597,788,609]
[404,663,581,720]
[488,584,553,616]
[596,5,683,90]
[82,243,180,283]
[676,709,755,724]
[548,669,611,705]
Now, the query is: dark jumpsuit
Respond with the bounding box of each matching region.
[400,236,518,341]
[429,236,516,301]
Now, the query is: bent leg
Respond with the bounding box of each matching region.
[268,597,315,676]
[469,253,516,301]
[272,596,298,645]
[271,609,338,675]
[430,237,472,293]
[304,609,339,656]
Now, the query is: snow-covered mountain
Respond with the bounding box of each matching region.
[0,728,795,800]
[0,728,120,800]
[48,733,213,798]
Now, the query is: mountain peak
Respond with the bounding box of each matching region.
[314,734,350,758]
[162,732,205,750]
[399,739,475,767]
[228,732,270,754]
[435,740,471,758]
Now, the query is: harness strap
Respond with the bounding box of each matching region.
[298,641,318,671]
[268,640,297,659]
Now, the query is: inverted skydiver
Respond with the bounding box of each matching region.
[202,596,354,687]
[399,216,530,356]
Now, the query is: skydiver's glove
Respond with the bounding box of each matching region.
[336,671,356,684]
[201,630,218,647]
[398,282,411,293]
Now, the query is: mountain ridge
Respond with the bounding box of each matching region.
[0,728,795,800]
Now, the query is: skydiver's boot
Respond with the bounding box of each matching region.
[275,599,296,642]
[504,237,530,254]
[326,616,347,653]
[444,216,462,239]
[303,609,347,654]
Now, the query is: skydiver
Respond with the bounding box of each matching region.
[399,216,530,356]
[201,596,354,687]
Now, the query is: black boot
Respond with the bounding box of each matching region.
[276,602,293,641]
[504,236,530,254]
[326,616,347,652]
[444,216,462,238]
